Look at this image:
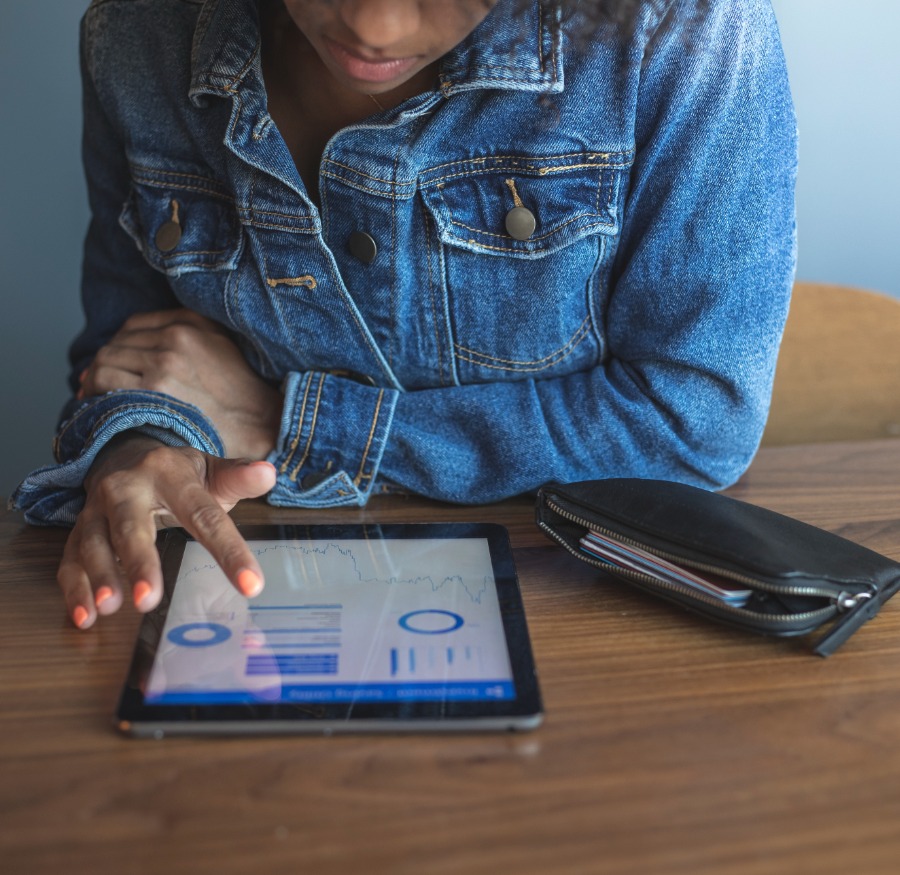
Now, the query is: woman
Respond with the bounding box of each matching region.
[12,0,797,628]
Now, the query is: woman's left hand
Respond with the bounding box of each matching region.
[79,309,282,460]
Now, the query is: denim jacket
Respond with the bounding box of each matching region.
[12,0,797,524]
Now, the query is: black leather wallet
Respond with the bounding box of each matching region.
[536,478,900,656]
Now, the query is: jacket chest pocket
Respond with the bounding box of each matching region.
[419,153,628,384]
[119,164,243,316]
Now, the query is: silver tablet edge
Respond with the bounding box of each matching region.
[118,712,543,738]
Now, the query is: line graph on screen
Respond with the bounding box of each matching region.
[177,540,492,605]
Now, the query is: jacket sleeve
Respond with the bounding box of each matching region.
[265,0,798,507]
[10,12,224,526]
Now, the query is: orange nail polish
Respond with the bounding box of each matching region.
[73,605,89,628]
[133,580,153,608]
[95,586,114,608]
[237,569,263,598]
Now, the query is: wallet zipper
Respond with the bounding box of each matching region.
[540,499,873,628]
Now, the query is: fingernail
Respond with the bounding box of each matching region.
[133,580,153,609]
[73,605,90,628]
[237,569,263,598]
[95,586,114,608]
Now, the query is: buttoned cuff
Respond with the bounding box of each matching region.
[9,390,224,526]
[267,372,399,508]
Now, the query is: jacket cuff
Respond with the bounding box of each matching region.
[9,390,224,526]
[268,372,398,507]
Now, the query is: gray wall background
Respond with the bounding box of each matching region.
[1,1,899,498]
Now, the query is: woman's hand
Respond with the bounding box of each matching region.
[79,309,282,460]
[59,432,277,629]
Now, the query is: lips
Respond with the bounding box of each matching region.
[323,36,421,84]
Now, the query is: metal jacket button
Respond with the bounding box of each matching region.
[348,230,378,263]
[156,199,183,252]
[155,220,182,252]
[505,206,536,241]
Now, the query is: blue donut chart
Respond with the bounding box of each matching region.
[398,609,465,635]
[167,622,232,648]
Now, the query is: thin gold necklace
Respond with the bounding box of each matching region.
[368,92,385,113]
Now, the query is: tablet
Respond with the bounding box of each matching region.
[116,523,542,736]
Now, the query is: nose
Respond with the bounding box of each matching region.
[338,0,422,50]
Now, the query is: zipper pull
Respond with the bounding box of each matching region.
[813,592,879,657]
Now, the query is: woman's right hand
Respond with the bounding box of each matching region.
[59,432,277,629]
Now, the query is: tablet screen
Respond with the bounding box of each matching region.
[117,523,542,734]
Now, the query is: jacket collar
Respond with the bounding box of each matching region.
[188,0,563,105]
[440,0,564,96]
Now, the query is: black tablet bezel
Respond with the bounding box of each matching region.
[116,522,542,735]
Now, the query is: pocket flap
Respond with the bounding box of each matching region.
[419,151,630,258]
[120,164,242,275]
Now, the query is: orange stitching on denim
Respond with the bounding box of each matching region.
[455,321,592,373]
[159,249,230,258]
[240,206,317,221]
[537,162,618,175]
[354,389,386,486]
[222,41,259,95]
[131,168,216,185]
[241,218,319,232]
[266,275,317,290]
[455,316,591,367]
[322,159,416,188]
[130,163,231,188]
[424,163,627,188]
[280,374,314,475]
[290,374,326,481]
[422,150,632,177]
[454,218,615,251]
[243,174,318,230]
[444,207,606,243]
[319,173,408,203]
[131,175,235,202]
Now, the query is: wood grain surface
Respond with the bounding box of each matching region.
[3,441,900,875]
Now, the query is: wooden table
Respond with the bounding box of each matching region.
[4,441,900,875]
